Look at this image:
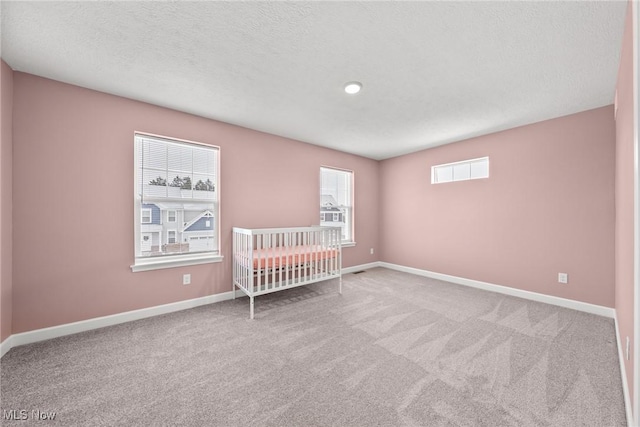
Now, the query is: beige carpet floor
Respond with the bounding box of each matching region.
[0,268,627,426]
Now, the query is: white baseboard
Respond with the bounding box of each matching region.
[614,312,635,427]
[0,334,14,358]
[380,262,629,421]
[0,262,384,358]
[1,261,616,359]
[0,290,237,358]
[379,262,615,318]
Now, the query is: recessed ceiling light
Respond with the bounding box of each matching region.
[344,81,362,94]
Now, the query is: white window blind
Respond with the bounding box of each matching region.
[320,166,354,243]
[431,157,489,184]
[133,133,220,271]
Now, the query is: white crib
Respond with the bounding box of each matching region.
[232,226,342,319]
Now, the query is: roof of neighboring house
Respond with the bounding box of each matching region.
[183,211,214,232]
[321,206,342,212]
[321,194,339,207]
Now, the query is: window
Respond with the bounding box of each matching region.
[320,166,354,244]
[431,157,489,184]
[132,133,221,272]
[141,208,152,224]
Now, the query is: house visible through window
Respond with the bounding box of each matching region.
[320,166,354,244]
[132,133,220,272]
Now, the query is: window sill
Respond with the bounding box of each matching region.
[131,254,224,272]
[342,242,356,248]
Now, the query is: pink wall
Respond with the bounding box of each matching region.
[0,60,13,343]
[11,72,379,333]
[2,56,626,356]
[614,0,635,412]
[380,106,616,307]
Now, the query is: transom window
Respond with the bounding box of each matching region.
[132,133,221,272]
[431,157,489,184]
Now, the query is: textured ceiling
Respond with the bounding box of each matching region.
[0,1,628,160]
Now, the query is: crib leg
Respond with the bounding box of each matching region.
[233,284,236,300]
[250,296,255,320]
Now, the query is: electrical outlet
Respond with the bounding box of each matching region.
[558,273,568,284]
[370,248,374,255]
[183,274,191,285]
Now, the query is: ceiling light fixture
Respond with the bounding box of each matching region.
[344,81,362,94]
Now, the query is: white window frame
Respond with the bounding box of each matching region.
[167,210,177,223]
[132,132,223,272]
[431,157,489,184]
[141,208,152,224]
[167,230,177,244]
[320,166,355,246]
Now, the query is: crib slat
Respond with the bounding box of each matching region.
[302,231,306,284]
[313,230,319,280]
[288,232,291,287]
[278,232,283,289]
[273,233,276,289]
[284,232,288,287]
[324,230,328,279]
[331,228,336,276]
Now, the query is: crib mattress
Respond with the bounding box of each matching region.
[248,246,339,270]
